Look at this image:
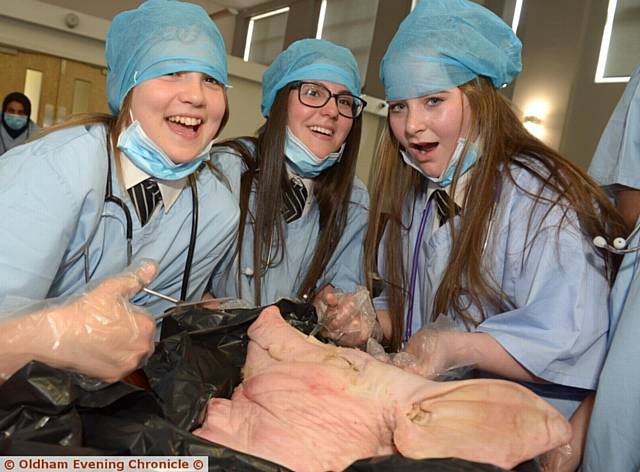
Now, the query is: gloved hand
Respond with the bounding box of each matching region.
[1,260,158,383]
[537,444,575,472]
[313,286,382,347]
[398,316,476,379]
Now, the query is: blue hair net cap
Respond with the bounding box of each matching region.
[261,38,362,117]
[381,0,522,101]
[106,0,228,114]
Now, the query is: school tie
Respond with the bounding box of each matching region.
[282,177,308,224]
[128,178,163,226]
[431,189,461,227]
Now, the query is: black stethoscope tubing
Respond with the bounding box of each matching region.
[102,155,198,302]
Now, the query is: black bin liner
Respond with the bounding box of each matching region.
[0,299,535,471]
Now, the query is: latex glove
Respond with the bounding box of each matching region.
[1,260,158,383]
[538,444,575,472]
[365,337,446,377]
[313,286,382,347]
[401,321,476,380]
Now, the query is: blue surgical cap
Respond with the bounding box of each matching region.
[380,0,522,101]
[106,0,229,114]
[261,38,361,117]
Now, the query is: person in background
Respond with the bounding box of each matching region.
[359,3,624,466]
[0,92,39,155]
[582,65,640,472]
[209,39,378,347]
[0,0,238,384]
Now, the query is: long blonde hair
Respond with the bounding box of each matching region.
[364,77,627,351]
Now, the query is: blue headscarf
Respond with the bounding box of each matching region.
[381,0,522,100]
[106,0,229,114]
[261,38,361,117]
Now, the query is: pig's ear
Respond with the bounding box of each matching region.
[392,379,572,470]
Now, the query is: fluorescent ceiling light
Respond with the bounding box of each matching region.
[316,0,327,39]
[243,7,290,62]
[595,0,630,83]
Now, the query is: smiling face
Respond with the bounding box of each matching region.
[286,80,353,159]
[388,87,472,178]
[130,72,226,164]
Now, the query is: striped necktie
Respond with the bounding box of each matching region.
[431,189,461,227]
[282,177,308,224]
[128,178,162,226]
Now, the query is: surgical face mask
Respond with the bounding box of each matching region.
[401,138,479,187]
[284,127,344,178]
[117,120,212,181]
[3,113,28,130]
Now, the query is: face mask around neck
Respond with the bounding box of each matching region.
[284,127,344,178]
[117,118,212,181]
[400,138,479,187]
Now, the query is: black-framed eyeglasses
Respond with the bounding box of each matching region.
[292,81,367,119]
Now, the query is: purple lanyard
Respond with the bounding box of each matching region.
[404,199,433,342]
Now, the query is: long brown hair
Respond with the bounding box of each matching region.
[364,77,627,351]
[217,83,362,305]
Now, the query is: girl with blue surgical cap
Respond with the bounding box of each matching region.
[0,92,39,156]
[0,0,238,383]
[363,0,625,427]
[209,39,378,347]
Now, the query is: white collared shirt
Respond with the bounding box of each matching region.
[119,153,187,215]
[426,171,471,231]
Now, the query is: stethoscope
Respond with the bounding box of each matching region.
[593,223,640,254]
[402,181,499,343]
[87,154,199,302]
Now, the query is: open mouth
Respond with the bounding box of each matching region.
[410,142,438,154]
[309,125,334,137]
[167,115,203,134]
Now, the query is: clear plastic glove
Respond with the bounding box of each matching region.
[399,316,476,380]
[313,286,382,347]
[1,260,158,384]
[365,338,434,376]
[537,444,575,472]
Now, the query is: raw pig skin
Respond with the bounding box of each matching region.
[194,306,571,471]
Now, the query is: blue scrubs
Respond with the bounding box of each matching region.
[209,143,369,305]
[582,229,640,472]
[583,65,640,472]
[0,124,239,318]
[588,65,640,191]
[374,162,610,418]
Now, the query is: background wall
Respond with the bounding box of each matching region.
[508,0,629,170]
[0,0,634,181]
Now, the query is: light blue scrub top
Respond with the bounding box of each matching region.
[374,162,610,418]
[0,120,39,156]
[583,66,640,472]
[209,143,369,305]
[0,124,239,319]
[583,228,640,472]
[588,65,640,191]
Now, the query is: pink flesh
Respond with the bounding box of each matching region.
[193,306,571,472]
